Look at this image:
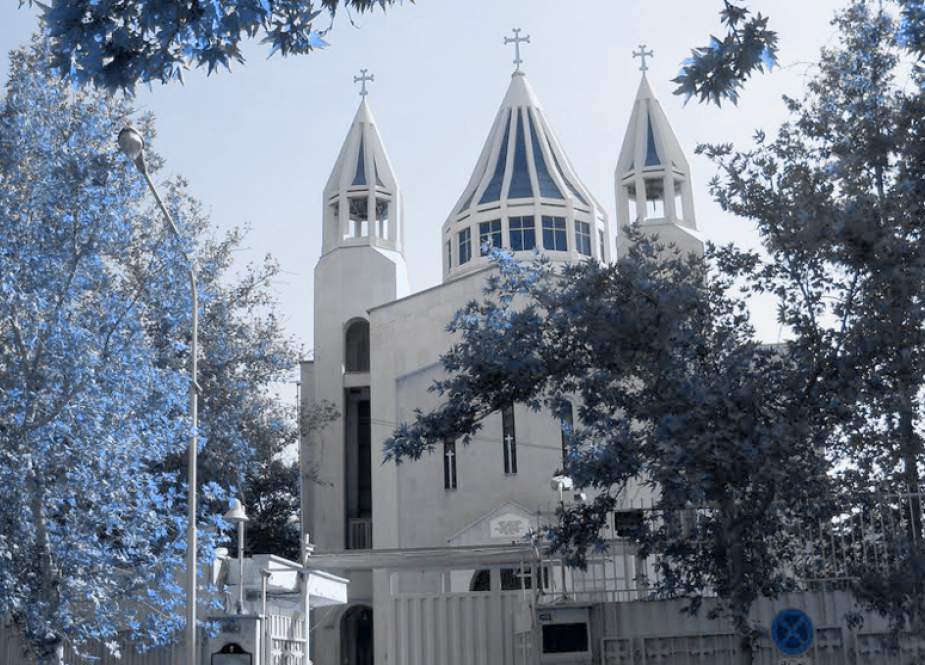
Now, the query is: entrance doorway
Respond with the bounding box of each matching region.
[340,604,373,665]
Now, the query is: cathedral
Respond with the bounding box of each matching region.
[299,36,704,665]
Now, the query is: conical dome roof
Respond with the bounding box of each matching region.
[443,71,610,281]
[615,75,691,180]
[325,98,397,198]
[452,72,598,214]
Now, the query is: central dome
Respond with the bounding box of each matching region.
[442,72,609,281]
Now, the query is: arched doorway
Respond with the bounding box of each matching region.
[340,604,373,665]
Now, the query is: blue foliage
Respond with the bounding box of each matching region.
[673,1,778,106]
[0,40,233,662]
[22,0,399,92]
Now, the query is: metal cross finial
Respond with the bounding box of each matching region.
[354,68,374,97]
[504,28,531,72]
[633,44,654,72]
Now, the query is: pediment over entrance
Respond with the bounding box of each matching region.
[448,502,537,547]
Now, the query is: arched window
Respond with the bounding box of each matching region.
[345,320,370,373]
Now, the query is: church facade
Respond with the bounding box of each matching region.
[299,44,703,665]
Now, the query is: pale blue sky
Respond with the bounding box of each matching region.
[1,1,849,358]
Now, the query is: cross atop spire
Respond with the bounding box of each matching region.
[354,68,374,97]
[633,44,654,72]
[504,28,531,73]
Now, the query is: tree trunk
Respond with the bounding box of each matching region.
[737,631,755,665]
[27,462,63,665]
[898,384,922,540]
[719,499,755,665]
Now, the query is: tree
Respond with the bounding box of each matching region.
[136,190,305,559]
[700,0,925,635]
[0,40,230,664]
[244,399,338,560]
[385,237,834,664]
[23,0,403,92]
[0,38,303,662]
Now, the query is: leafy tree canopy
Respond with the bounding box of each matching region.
[385,239,835,651]
[22,0,403,92]
[701,0,925,632]
[0,38,301,662]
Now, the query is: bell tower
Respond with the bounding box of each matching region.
[303,72,409,553]
[615,58,703,258]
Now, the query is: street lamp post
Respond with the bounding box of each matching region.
[223,498,249,614]
[117,127,200,665]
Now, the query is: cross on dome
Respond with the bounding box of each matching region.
[354,68,374,97]
[504,28,531,73]
[633,44,654,72]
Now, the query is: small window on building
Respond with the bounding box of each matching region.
[644,178,665,220]
[375,198,389,239]
[446,240,452,270]
[509,216,536,251]
[345,320,370,373]
[575,221,592,256]
[479,220,503,256]
[502,404,517,475]
[598,229,606,260]
[542,216,568,252]
[348,197,369,238]
[560,402,574,463]
[443,438,458,490]
[458,228,472,264]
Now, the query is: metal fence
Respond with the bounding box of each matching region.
[530,490,925,605]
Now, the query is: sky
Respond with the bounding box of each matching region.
[0,1,851,363]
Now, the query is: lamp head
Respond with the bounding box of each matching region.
[223,498,249,524]
[117,126,146,170]
[550,474,574,492]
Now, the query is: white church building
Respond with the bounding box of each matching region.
[297,35,711,665]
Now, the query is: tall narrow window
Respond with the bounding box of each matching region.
[509,216,536,251]
[502,404,517,474]
[575,221,592,256]
[673,180,685,221]
[443,438,458,489]
[348,197,369,238]
[458,227,472,264]
[645,178,665,220]
[560,402,574,463]
[446,240,452,270]
[598,230,606,260]
[479,220,502,256]
[542,216,568,251]
[375,198,389,239]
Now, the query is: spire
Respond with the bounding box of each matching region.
[322,93,402,254]
[614,73,702,258]
[443,61,610,281]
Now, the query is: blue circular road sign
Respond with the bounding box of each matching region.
[771,608,814,656]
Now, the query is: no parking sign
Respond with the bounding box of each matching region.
[771,608,814,659]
